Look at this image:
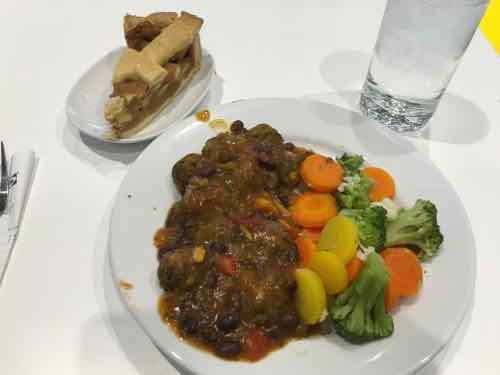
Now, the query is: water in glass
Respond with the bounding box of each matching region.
[360,0,489,132]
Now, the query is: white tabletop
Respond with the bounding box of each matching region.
[1,1,499,374]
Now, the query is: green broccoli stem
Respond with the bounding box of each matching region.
[384,199,444,260]
[329,252,394,343]
[352,260,388,309]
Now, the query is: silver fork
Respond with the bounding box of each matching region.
[0,142,8,215]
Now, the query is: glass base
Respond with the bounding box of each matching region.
[359,80,439,133]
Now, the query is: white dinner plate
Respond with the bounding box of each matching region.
[66,47,215,144]
[109,98,475,375]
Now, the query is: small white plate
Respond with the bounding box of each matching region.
[66,47,215,144]
[109,98,475,375]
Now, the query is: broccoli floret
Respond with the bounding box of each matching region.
[371,198,401,221]
[336,153,364,176]
[385,199,444,260]
[336,173,373,209]
[329,252,394,343]
[335,153,373,209]
[340,206,387,251]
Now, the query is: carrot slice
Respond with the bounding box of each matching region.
[381,247,423,312]
[346,256,364,283]
[295,235,318,266]
[384,280,401,312]
[300,154,343,193]
[362,167,396,202]
[291,193,337,228]
[303,229,322,243]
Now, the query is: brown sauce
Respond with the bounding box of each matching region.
[208,118,229,132]
[195,109,211,122]
[119,280,134,290]
[158,294,306,362]
[155,122,321,361]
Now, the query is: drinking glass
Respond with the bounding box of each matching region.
[360,0,489,132]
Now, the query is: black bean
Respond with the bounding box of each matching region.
[263,324,283,339]
[216,314,240,333]
[258,152,276,171]
[277,192,290,207]
[201,328,221,343]
[284,142,295,151]
[208,241,228,254]
[205,270,218,288]
[215,339,242,358]
[287,247,299,263]
[196,160,216,177]
[180,317,198,335]
[230,120,245,134]
[281,313,299,330]
[229,291,242,311]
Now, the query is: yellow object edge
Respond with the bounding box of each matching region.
[480,0,500,54]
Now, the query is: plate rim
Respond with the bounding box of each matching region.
[108,97,476,375]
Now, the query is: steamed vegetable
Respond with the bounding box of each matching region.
[329,252,394,343]
[381,247,423,311]
[362,167,396,202]
[300,154,343,193]
[291,192,337,228]
[295,234,318,266]
[340,206,387,251]
[334,153,372,210]
[308,251,348,295]
[372,198,400,221]
[384,280,400,312]
[336,173,373,210]
[336,153,364,176]
[295,268,327,325]
[385,199,444,260]
[303,228,322,243]
[346,256,364,283]
[318,216,358,264]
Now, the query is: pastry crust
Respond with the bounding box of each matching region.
[104,11,204,139]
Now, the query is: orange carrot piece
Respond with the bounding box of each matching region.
[362,167,396,202]
[303,228,322,243]
[300,154,343,193]
[346,256,364,283]
[295,235,318,266]
[384,280,401,312]
[291,193,337,228]
[381,247,423,297]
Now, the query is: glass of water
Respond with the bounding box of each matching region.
[360,0,489,132]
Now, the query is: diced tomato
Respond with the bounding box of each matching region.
[242,329,274,362]
[217,255,237,276]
